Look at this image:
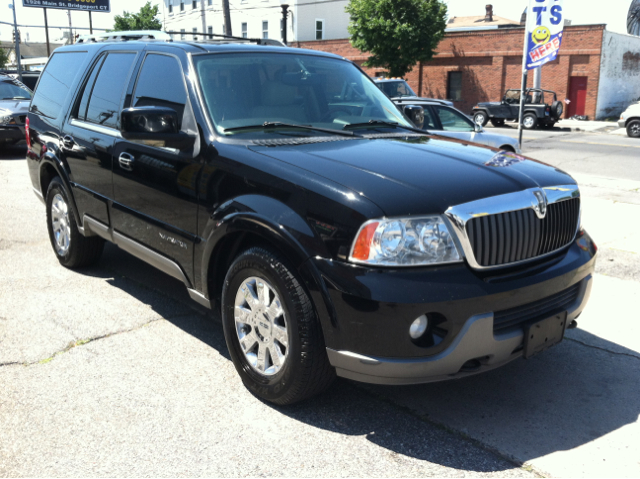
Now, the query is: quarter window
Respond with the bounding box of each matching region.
[74,55,106,121]
[447,71,462,102]
[85,53,136,129]
[30,52,87,119]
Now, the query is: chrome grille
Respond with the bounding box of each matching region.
[465,198,580,267]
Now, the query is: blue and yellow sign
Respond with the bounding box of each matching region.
[525,0,564,70]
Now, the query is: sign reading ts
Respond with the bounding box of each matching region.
[22,0,110,12]
[525,0,564,70]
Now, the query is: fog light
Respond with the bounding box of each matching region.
[409,315,428,339]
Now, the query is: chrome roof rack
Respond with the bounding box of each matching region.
[76,30,172,44]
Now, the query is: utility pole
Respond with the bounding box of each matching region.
[89,11,93,34]
[44,8,51,56]
[533,66,541,89]
[9,1,23,82]
[222,0,231,36]
[200,0,207,37]
[281,4,289,44]
[67,9,73,44]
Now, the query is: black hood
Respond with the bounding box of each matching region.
[250,136,574,217]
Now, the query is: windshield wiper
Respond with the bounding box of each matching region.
[343,120,427,134]
[224,121,356,137]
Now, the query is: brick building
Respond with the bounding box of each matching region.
[294,23,640,120]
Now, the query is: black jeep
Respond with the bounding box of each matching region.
[26,32,595,405]
[472,89,564,129]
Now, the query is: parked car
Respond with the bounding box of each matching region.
[391,98,521,153]
[472,89,564,129]
[27,31,596,405]
[618,100,640,138]
[374,78,454,106]
[0,70,41,92]
[0,74,32,146]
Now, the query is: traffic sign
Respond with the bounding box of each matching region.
[22,0,110,13]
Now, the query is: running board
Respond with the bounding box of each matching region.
[82,215,211,309]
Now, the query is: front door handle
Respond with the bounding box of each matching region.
[118,153,135,172]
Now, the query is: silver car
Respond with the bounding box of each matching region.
[0,74,32,146]
[392,98,521,153]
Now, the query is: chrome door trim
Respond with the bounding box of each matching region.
[445,185,581,270]
[69,118,123,138]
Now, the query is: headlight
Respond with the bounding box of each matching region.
[349,216,462,266]
[1,115,13,125]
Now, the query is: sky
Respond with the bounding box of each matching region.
[0,0,633,44]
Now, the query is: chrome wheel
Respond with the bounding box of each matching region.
[234,276,288,376]
[474,113,486,125]
[630,122,640,137]
[51,193,71,256]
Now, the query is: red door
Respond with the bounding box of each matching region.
[567,77,588,117]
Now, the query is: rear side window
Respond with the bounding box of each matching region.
[30,52,87,119]
[85,52,136,129]
[133,54,187,123]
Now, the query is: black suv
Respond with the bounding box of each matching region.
[472,89,564,129]
[27,32,596,405]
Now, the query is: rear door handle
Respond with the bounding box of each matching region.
[118,153,135,172]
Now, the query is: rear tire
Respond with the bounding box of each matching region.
[627,120,640,138]
[221,246,335,405]
[522,113,538,130]
[473,111,489,127]
[45,177,104,268]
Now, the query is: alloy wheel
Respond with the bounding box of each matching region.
[234,276,289,376]
[51,193,71,256]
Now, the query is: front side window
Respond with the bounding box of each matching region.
[433,106,474,132]
[132,54,187,126]
[0,79,32,100]
[30,52,87,119]
[447,71,462,101]
[84,52,136,128]
[242,23,248,38]
[315,19,324,40]
[194,52,412,136]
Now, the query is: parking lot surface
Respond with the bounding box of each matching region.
[2,129,640,477]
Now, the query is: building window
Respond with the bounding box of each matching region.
[242,22,248,38]
[207,0,212,5]
[180,0,184,11]
[192,0,197,8]
[180,29,186,40]
[168,1,172,14]
[192,27,198,40]
[315,19,324,40]
[447,71,462,101]
[262,21,268,39]
[207,26,213,36]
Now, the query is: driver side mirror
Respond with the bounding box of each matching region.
[474,122,483,133]
[121,107,195,150]
[403,105,425,129]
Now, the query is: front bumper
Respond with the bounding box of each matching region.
[618,119,626,128]
[327,275,591,385]
[0,126,25,143]
[311,233,597,385]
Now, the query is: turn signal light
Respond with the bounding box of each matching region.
[351,221,379,261]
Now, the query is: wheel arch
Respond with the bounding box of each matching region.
[625,117,640,126]
[39,155,82,227]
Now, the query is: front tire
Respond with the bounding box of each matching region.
[627,120,640,138]
[45,177,104,268]
[473,111,489,127]
[221,246,334,405]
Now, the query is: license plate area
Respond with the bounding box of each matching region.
[523,312,568,359]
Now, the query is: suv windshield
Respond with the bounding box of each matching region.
[0,79,32,100]
[193,52,413,135]
[377,80,416,98]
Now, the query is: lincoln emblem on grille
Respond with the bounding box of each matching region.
[532,190,548,219]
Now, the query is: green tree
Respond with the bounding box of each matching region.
[346,0,448,78]
[0,48,10,69]
[112,1,162,31]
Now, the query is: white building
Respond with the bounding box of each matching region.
[161,0,351,43]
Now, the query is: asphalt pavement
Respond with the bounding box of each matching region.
[1,128,639,477]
